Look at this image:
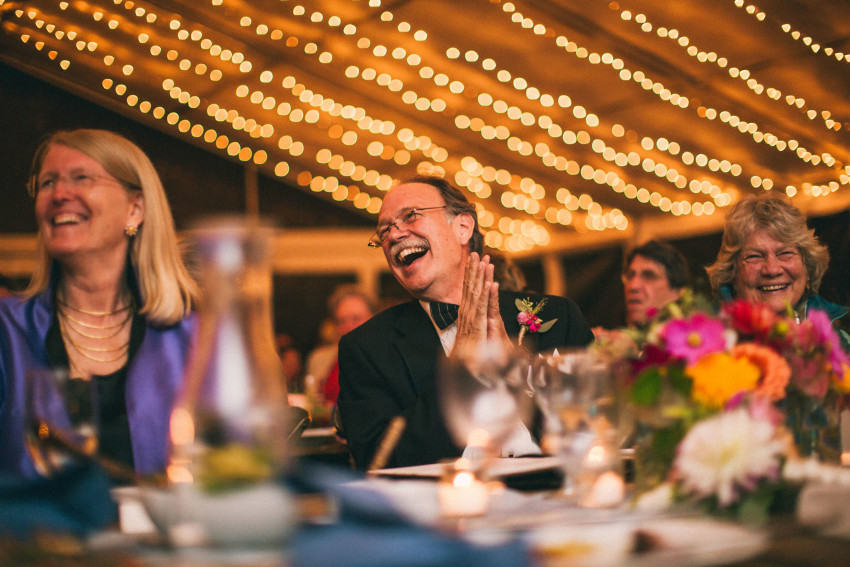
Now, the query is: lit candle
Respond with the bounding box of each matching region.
[439,461,489,517]
[586,471,626,508]
[578,441,625,508]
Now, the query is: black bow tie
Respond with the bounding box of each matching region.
[429,301,459,330]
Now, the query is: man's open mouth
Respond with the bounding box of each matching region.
[392,243,429,267]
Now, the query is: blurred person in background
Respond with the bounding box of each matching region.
[315,285,377,406]
[0,129,198,478]
[622,240,690,328]
[276,333,304,393]
[490,252,528,293]
[304,317,337,390]
[592,240,690,348]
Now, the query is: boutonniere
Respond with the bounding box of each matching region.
[516,297,557,345]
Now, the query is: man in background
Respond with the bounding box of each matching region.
[622,240,690,327]
[313,285,376,404]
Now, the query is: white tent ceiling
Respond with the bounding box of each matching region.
[3,0,850,257]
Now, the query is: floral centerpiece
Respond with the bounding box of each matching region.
[604,293,850,521]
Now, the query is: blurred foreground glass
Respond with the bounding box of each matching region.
[439,341,535,459]
[24,367,97,476]
[437,341,535,516]
[532,349,626,507]
[159,217,295,548]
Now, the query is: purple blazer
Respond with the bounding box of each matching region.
[0,289,196,478]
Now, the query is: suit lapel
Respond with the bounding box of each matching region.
[393,301,444,396]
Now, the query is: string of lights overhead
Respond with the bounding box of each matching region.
[2,0,848,254]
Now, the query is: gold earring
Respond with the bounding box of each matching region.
[124,225,138,238]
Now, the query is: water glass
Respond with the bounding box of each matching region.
[532,349,624,505]
[438,341,535,459]
[24,367,98,476]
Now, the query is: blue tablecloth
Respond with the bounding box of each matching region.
[289,462,531,567]
[0,462,116,538]
[0,460,531,566]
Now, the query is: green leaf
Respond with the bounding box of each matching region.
[651,423,687,467]
[736,486,775,525]
[668,365,692,398]
[631,369,663,406]
[537,318,557,333]
[515,298,526,311]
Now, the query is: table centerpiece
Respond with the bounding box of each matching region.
[593,293,850,522]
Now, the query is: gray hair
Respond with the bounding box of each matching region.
[706,194,829,294]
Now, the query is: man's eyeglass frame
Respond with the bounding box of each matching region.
[367,206,448,248]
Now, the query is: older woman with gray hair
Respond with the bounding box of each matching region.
[706,194,848,349]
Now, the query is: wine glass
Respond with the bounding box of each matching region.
[24,367,99,476]
[532,349,624,506]
[437,341,536,471]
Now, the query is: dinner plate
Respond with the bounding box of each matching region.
[355,477,767,567]
[527,516,768,567]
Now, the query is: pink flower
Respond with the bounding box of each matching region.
[661,313,727,366]
[807,310,847,380]
[781,310,848,397]
[517,311,531,325]
[787,355,830,398]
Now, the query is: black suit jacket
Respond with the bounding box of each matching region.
[337,290,594,470]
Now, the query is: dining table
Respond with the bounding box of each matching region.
[4,454,850,567]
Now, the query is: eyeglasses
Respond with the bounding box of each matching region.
[29,171,138,198]
[367,206,448,247]
[621,269,665,284]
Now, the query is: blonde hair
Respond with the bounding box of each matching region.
[24,129,198,325]
[706,194,829,295]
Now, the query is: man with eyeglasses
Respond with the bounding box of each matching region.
[621,240,690,327]
[337,175,594,470]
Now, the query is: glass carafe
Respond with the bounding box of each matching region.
[164,217,294,548]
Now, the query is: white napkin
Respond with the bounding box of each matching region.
[796,482,850,538]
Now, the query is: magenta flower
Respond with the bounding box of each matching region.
[807,309,847,380]
[528,316,541,332]
[661,313,727,366]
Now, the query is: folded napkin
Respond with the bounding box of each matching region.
[796,481,850,538]
[0,462,117,538]
[289,462,531,567]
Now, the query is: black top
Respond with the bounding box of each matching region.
[46,310,146,473]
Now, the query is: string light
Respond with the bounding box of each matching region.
[618,2,843,138]
[5,1,846,253]
[495,1,845,209]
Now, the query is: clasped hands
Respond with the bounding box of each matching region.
[451,252,513,360]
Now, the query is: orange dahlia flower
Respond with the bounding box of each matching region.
[731,343,791,401]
